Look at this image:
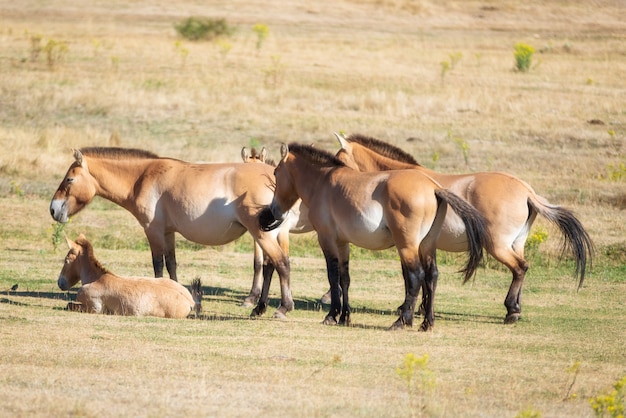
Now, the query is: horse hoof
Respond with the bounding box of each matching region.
[322,316,338,326]
[250,306,266,318]
[241,300,255,308]
[273,310,287,320]
[338,318,351,327]
[389,321,406,331]
[418,321,433,332]
[504,313,521,324]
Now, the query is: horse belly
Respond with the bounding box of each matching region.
[336,206,394,251]
[173,205,248,246]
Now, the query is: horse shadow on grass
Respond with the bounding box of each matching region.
[2,285,503,327]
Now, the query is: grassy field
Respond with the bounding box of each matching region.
[0,0,625,416]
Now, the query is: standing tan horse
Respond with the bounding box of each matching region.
[58,234,202,318]
[259,143,489,331]
[334,133,594,323]
[50,147,295,318]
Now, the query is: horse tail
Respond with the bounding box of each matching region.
[435,189,489,283]
[190,277,203,317]
[527,195,594,289]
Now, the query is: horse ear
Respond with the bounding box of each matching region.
[65,235,73,250]
[241,147,249,162]
[280,143,289,162]
[334,132,351,150]
[72,149,86,168]
[260,147,268,163]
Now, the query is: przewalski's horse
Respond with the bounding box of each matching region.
[259,143,489,331]
[58,234,202,318]
[334,133,594,323]
[50,147,294,318]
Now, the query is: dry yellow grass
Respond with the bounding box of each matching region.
[0,0,624,416]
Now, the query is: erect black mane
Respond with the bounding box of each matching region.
[344,134,421,166]
[287,143,346,167]
[79,147,160,160]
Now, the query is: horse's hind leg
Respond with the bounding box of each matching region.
[164,231,178,281]
[419,254,438,331]
[490,245,528,324]
[391,248,424,330]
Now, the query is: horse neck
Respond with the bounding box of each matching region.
[288,158,333,207]
[86,157,151,208]
[76,246,109,285]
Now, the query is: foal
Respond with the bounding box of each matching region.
[58,235,202,319]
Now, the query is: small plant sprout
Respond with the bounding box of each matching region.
[430,151,440,169]
[262,55,285,88]
[29,33,42,62]
[41,38,68,70]
[515,407,542,418]
[110,55,119,71]
[452,136,470,168]
[10,181,24,197]
[174,40,190,68]
[51,221,69,252]
[440,60,451,83]
[514,42,535,72]
[253,23,269,50]
[217,39,232,61]
[589,375,626,418]
[396,353,435,417]
[449,51,462,69]
[563,361,581,401]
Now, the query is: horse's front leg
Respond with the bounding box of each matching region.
[321,250,341,326]
[243,240,264,307]
[252,232,293,319]
[250,254,275,318]
[145,229,169,280]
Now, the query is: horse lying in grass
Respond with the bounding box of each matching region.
[50,147,298,318]
[58,234,202,318]
[259,143,489,331]
[334,133,594,324]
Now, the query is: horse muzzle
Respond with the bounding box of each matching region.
[50,199,70,223]
[57,275,70,291]
[258,207,284,231]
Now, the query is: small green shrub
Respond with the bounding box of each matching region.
[174,17,233,41]
[514,42,535,72]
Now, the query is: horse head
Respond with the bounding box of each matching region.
[57,235,84,291]
[50,149,98,223]
[259,144,300,231]
[241,146,268,164]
